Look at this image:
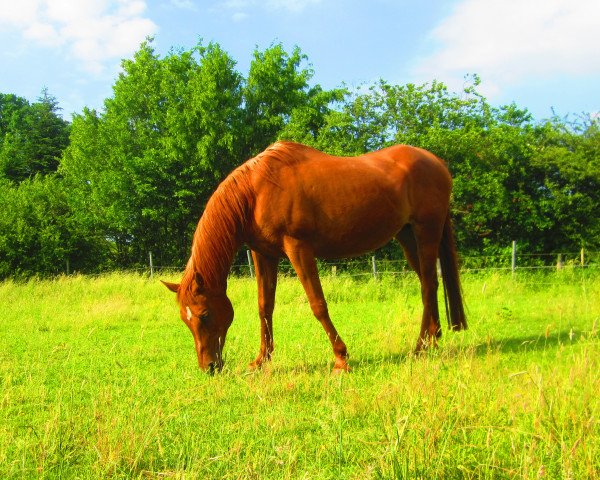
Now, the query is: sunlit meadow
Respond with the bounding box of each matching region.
[1,269,598,479]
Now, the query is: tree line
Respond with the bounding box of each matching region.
[1,39,598,278]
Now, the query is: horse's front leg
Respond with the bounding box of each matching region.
[249,251,279,370]
[284,238,349,373]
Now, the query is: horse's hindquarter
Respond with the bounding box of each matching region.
[249,145,448,259]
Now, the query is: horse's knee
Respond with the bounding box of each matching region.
[309,299,329,319]
[258,301,275,320]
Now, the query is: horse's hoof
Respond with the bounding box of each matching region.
[332,367,349,374]
[248,360,262,370]
[413,345,427,356]
[249,353,273,371]
[332,361,351,374]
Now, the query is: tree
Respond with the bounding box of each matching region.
[61,40,246,267]
[241,44,316,157]
[276,85,347,149]
[0,90,70,183]
[4,40,598,278]
[0,93,29,136]
[531,114,600,250]
[0,174,106,278]
[61,39,350,269]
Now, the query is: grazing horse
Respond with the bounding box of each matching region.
[163,141,466,373]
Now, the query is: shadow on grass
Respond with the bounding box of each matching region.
[471,329,588,356]
[235,330,595,375]
[346,329,593,370]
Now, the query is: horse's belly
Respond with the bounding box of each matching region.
[290,189,408,258]
[311,208,405,258]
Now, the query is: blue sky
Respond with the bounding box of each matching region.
[1,0,598,121]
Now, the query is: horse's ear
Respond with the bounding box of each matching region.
[193,272,204,292]
[161,280,180,293]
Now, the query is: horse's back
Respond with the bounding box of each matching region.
[247,142,452,258]
[254,142,452,212]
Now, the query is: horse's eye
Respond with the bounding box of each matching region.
[200,312,209,322]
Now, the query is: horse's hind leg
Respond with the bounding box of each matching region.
[396,225,421,277]
[396,225,442,341]
[249,251,279,370]
[412,220,444,352]
[283,237,349,373]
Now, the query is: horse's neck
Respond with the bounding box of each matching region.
[189,199,246,292]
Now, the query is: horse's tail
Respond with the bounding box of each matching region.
[439,214,467,331]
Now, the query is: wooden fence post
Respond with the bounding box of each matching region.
[372,256,378,280]
[556,253,563,270]
[511,241,517,276]
[149,252,154,279]
[247,250,254,278]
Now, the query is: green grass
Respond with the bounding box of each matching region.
[1,269,598,479]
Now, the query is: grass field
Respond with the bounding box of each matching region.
[1,269,598,479]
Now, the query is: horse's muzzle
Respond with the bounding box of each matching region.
[206,361,223,375]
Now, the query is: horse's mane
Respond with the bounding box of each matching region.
[178,141,304,300]
[247,141,310,185]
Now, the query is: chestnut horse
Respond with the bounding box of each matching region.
[163,141,466,373]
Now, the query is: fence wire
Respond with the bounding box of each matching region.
[147,249,599,281]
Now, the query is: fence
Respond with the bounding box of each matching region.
[146,242,599,280]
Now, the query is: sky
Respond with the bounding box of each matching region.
[0,0,599,121]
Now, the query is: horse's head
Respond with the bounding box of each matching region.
[162,275,233,374]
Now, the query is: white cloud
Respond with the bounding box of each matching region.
[232,12,249,22]
[412,0,600,96]
[265,0,322,12]
[216,0,322,21]
[169,0,197,10]
[221,0,252,9]
[0,0,40,25]
[23,21,61,46]
[0,0,157,73]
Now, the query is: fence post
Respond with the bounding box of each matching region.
[332,265,337,277]
[581,247,585,267]
[247,250,254,278]
[511,241,517,276]
[66,259,70,276]
[149,252,154,279]
[557,253,563,270]
[372,256,378,280]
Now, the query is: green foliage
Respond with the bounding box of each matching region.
[0,90,70,183]
[0,175,106,277]
[530,114,600,249]
[61,40,246,266]
[242,44,315,156]
[1,41,599,277]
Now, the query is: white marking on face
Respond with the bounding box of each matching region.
[186,306,192,321]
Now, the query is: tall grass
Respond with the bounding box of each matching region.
[1,270,598,478]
